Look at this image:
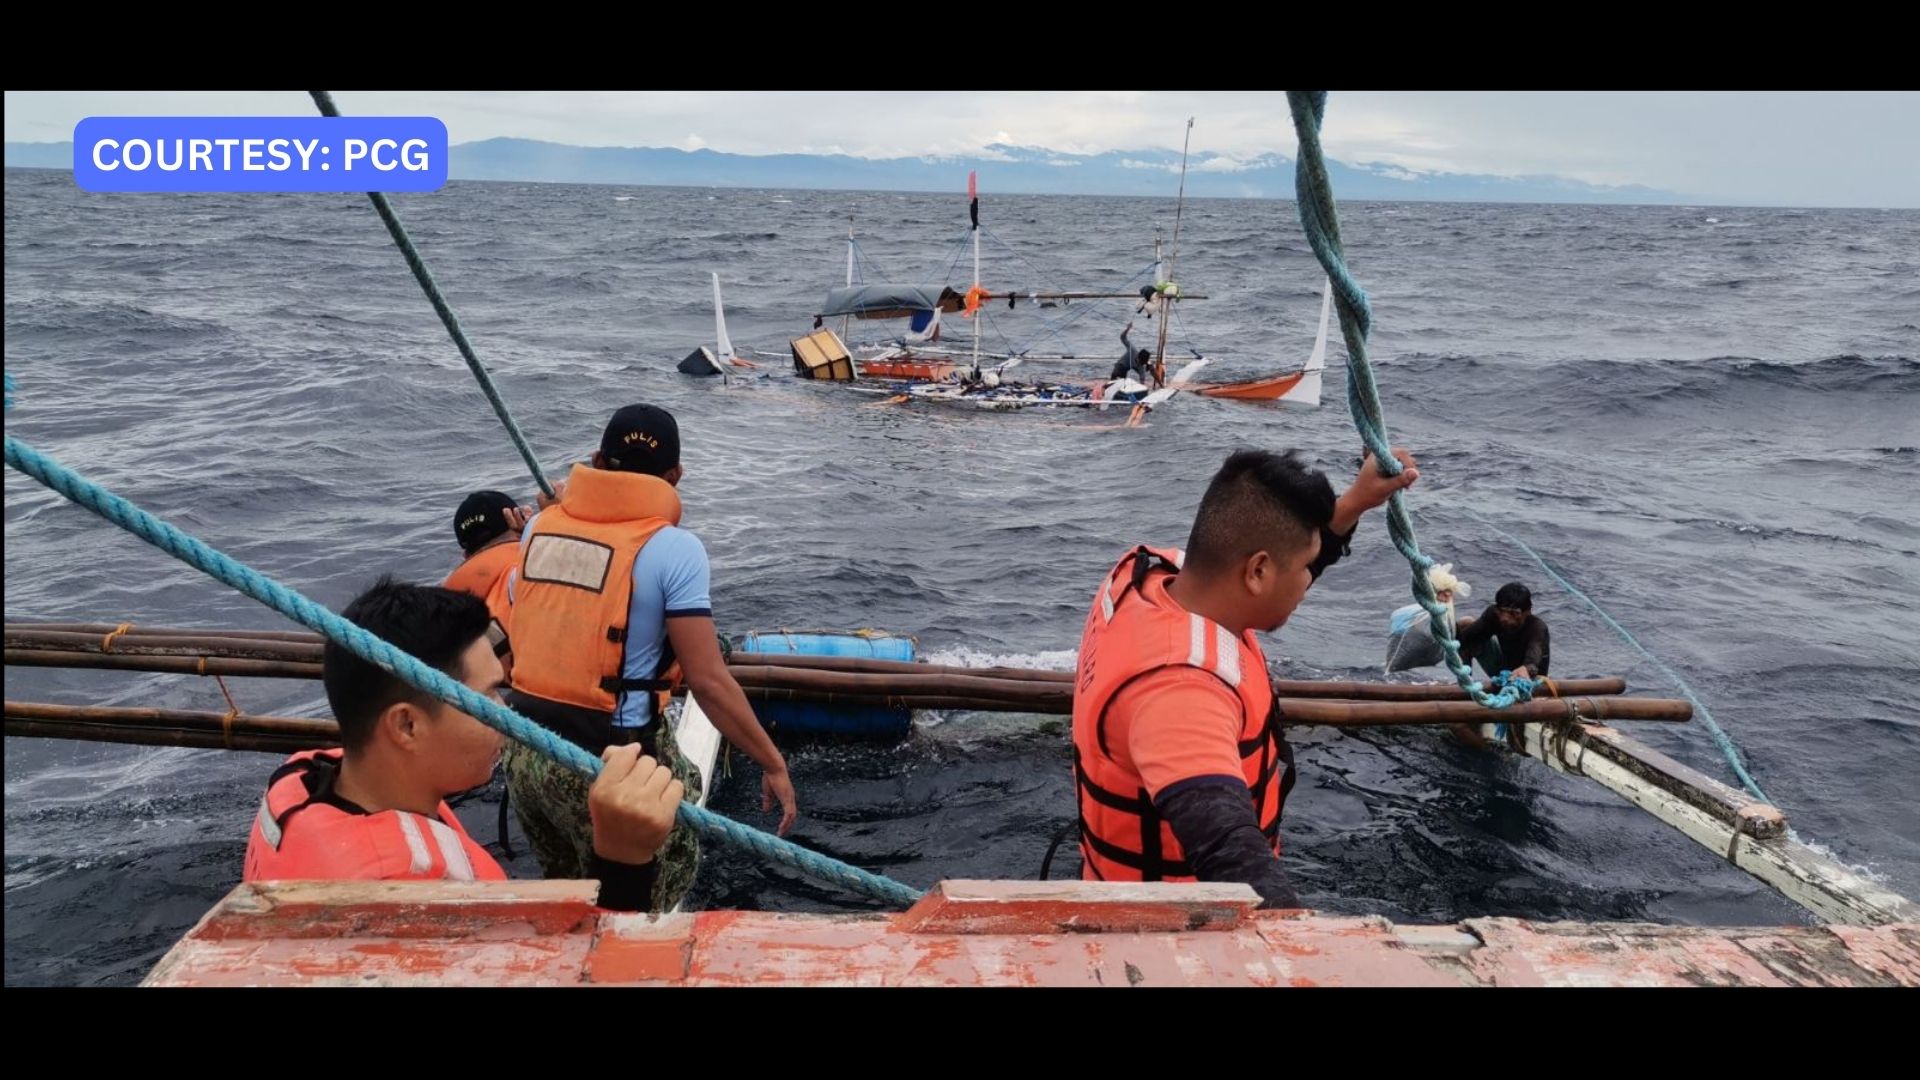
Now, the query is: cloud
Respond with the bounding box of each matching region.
[4,90,1915,205]
[1192,155,1258,174]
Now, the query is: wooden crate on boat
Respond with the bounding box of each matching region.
[791,330,855,381]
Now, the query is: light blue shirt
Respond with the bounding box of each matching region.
[511,513,713,728]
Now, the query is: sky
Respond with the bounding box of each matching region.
[7,91,1916,208]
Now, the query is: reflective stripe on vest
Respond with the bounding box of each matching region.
[1072,545,1290,883]
[245,749,500,883]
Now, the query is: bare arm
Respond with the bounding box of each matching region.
[1521,620,1549,675]
[1510,622,1547,681]
[1329,449,1420,536]
[665,615,797,835]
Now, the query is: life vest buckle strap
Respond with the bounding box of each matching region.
[1080,824,1194,879]
[1075,762,1156,815]
[1129,546,1162,590]
[599,676,674,694]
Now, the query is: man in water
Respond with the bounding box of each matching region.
[1458,582,1550,682]
[1451,582,1551,748]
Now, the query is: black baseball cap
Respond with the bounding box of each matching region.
[454,490,518,554]
[599,403,681,476]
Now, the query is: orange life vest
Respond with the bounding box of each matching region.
[508,463,686,719]
[1072,545,1294,882]
[443,540,518,663]
[242,748,507,883]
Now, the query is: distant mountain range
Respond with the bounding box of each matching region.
[7,137,1696,204]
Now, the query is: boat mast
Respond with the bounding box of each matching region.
[1152,118,1194,385]
[970,170,982,381]
[842,216,855,342]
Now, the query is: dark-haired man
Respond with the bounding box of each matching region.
[1458,582,1551,682]
[1109,320,1156,388]
[503,402,796,912]
[243,579,679,912]
[1072,447,1418,907]
[443,490,531,674]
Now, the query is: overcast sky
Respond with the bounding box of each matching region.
[8,91,1915,207]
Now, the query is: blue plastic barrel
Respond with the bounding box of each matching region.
[737,630,917,738]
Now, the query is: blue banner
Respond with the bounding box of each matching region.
[72,116,449,193]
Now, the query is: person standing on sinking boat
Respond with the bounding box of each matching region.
[1110,321,1159,391]
[1073,447,1419,906]
[1134,283,1176,386]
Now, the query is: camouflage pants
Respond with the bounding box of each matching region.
[503,710,703,914]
